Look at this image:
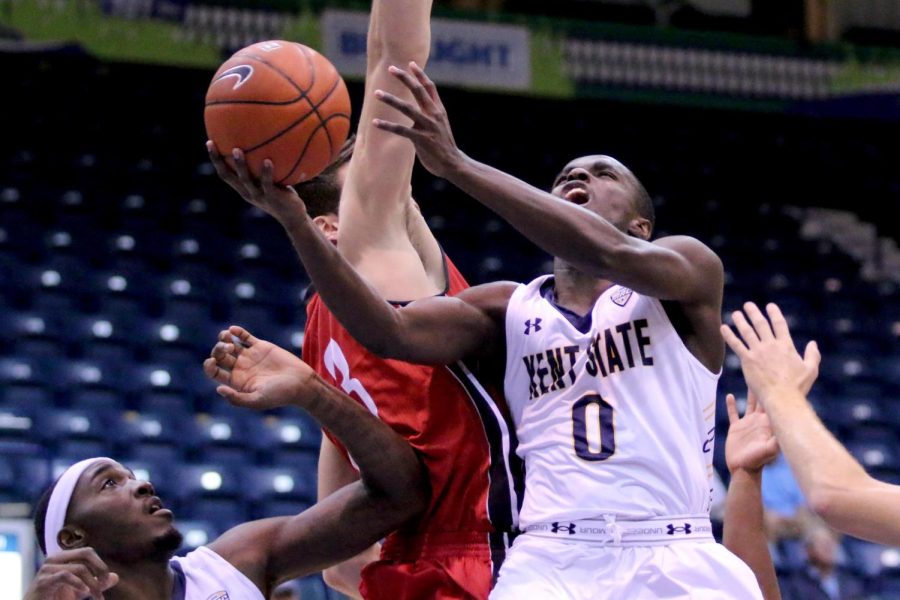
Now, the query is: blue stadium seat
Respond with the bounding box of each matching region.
[186,498,246,531]
[0,457,19,497]
[7,454,51,501]
[0,384,53,410]
[171,463,241,502]
[254,415,322,453]
[0,404,38,442]
[70,389,126,412]
[174,520,221,554]
[112,410,184,447]
[242,465,316,504]
[846,440,899,470]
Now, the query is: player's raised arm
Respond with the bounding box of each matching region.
[337,0,446,298]
[723,302,900,546]
[201,327,429,592]
[373,64,724,305]
[210,153,507,364]
[722,392,781,600]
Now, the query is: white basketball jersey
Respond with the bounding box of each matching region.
[504,276,720,528]
[170,546,264,600]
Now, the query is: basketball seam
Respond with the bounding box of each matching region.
[279,113,350,185]
[243,73,344,158]
[302,79,340,162]
[241,51,314,95]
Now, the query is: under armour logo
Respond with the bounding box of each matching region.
[551,522,576,535]
[524,318,542,335]
[666,523,692,535]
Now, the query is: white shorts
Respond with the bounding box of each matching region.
[490,534,763,600]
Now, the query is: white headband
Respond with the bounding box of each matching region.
[44,457,114,556]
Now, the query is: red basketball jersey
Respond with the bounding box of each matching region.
[302,257,522,563]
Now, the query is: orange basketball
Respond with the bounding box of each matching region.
[205,40,351,185]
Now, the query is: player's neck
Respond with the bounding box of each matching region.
[552,261,613,316]
[104,558,175,600]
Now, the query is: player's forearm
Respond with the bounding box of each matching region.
[762,388,870,520]
[278,212,410,354]
[723,469,781,600]
[446,155,634,277]
[298,373,426,506]
[369,0,432,67]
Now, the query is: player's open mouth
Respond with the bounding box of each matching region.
[561,182,590,205]
[147,497,172,517]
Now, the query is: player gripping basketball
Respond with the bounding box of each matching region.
[225,63,765,597]
[208,1,520,598]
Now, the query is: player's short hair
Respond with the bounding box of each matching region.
[294,134,356,218]
[630,174,656,235]
[33,478,61,556]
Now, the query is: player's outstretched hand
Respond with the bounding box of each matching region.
[720,302,821,404]
[204,325,317,411]
[373,62,463,179]
[725,391,778,473]
[206,141,307,224]
[24,548,119,600]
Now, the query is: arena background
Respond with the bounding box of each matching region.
[1,0,898,598]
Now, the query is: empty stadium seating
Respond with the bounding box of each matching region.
[0,49,897,598]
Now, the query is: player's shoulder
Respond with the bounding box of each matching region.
[455,280,520,310]
[652,235,723,271]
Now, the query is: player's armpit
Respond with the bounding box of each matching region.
[384,281,517,365]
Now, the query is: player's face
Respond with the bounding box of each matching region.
[550,155,638,232]
[65,460,182,563]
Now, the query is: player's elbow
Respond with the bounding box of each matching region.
[806,479,855,525]
[385,460,430,523]
[322,564,360,596]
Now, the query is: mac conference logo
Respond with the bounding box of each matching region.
[610,287,633,307]
[206,592,229,600]
[214,65,254,90]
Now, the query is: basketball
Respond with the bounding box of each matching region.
[204,40,351,185]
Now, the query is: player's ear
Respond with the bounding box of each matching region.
[627,217,651,240]
[312,214,339,243]
[58,525,88,550]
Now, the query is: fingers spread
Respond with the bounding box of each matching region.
[409,61,441,105]
[743,302,774,341]
[373,118,418,140]
[375,89,427,127]
[232,149,256,190]
[731,310,760,348]
[206,141,242,190]
[720,324,748,357]
[804,340,822,369]
[389,64,435,112]
[766,302,792,341]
